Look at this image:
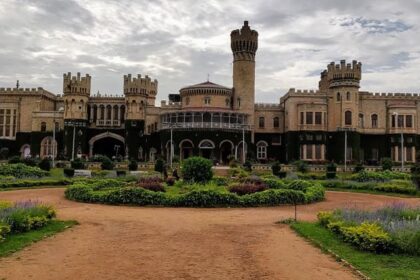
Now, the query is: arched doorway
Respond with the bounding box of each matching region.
[40,137,57,159]
[149,148,157,162]
[199,139,215,159]
[179,139,194,160]
[20,144,31,158]
[89,132,125,158]
[219,140,234,164]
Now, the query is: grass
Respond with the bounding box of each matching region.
[326,188,420,198]
[291,221,420,280]
[49,168,64,178]
[0,220,77,257]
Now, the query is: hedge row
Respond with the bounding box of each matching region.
[65,180,325,207]
[321,179,417,195]
[0,164,49,178]
[0,178,72,189]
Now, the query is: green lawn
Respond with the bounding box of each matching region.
[291,222,420,280]
[0,220,77,257]
[325,187,420,198]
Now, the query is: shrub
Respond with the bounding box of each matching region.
[100,156,114,170]
[22,157,39,167]
[63,168,75,178]
[56,162,67,168]
[326,162,336,179]
[243,160,252,171]
[211,176,229,186]
[317,211,334,226]
[381,157,393,171]
[340,223,393,253]
[286,180,312,191]
[116,170,126,177]
[229,158,239,168]
[240,175,265,186]
[166,177,175,186]
[411,163,420,191]
[154,158,165,173]
[0,163,48,178]
[138,176,163,184]
[228,167,249,179]
[262,178,286,189]
[0,147,9,160]
[354,163,365,173]
[8,156,22,164]
[182,157,213,183]
[228,183,268,195]
[128,160,138,171]
[0,222,10,241]
[139,182,165,192]
[271,161,281,175]
[294,160,308,173]
[71,158,85,169]
[38,158,51,171]
[352,170,410,182]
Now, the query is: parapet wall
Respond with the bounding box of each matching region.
[123,74,158,96]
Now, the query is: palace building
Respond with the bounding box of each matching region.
[0,21,418,165]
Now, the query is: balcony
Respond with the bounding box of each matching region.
[161,122,251,131]
[95,119,121,127]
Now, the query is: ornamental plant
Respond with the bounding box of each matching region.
[182,156,213,183]
[38,158,51,171]
[128,160,138,171]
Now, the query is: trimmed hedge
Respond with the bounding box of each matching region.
[182,157,213,183]
[0,164,49,178]
[65,179,324,207]
[321,179,417,195]
[0,178,72,189]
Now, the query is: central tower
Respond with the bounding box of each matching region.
[231,21,258,127]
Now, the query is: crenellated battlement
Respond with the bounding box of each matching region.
[123,74,158,96]
[287,88,321,95]
[0,87,57,100]
[319,60,362,90]
[63,72,91,95]
[231,21,258,62]
[363,91,420,99]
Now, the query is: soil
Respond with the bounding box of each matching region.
[0,189,419,280]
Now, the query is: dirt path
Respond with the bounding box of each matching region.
[0,189,419,280]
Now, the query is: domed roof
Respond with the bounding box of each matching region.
[180,81,231,91]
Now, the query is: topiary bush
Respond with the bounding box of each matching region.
[0,164,48,178]
[128,160,138,171]
[286,180,312,191]
[8,156,22,164]
[154,158,165,173]
[294,160,308,173]
[326,162,337,179]
[354,162,365,173]
[243,160,252,171]
[101,156,114,170]
[38,158,51,171]
[381,157,393,171]
[182,156,213,183]
[71,158,86,169]
[23,157,39,167]
[63,168,75,178]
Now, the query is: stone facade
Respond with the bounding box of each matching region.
[0,21,419,165]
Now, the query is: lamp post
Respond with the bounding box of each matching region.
[242,125,246,164]
[170,124,173,170]
[71,124,76,161]
[52,107,64,167]
[393,112,404,170]
[337,127,355,172]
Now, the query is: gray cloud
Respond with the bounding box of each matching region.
[0,0,419,103]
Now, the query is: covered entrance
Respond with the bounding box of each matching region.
[89,132,125,159]
[179,139,194,160]
[219,140,234,164]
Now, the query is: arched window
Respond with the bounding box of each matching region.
[100,105,105,119]
[273,117,279,128]
[106,105,112,120]
[345,111,352,125]
[371,114,378,128]
[204,96,211,105]
[40,136,57,159]
[40,122,47,132]
[358,113,364,128]
[337,92,341,101]
[346,92,351,101]
[256,141,268,160]
[259,117,265,128]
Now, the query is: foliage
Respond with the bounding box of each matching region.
[381,157,393,171]
[326,162,336,179]
[271,161,281,175]
[351,170,410,182]
[262,178,286,189]
[65,178,324,207]
[38,158,51,171]
[292,222,420,280]
[321,179,417,195]
[318,204,420,255]
[154,158,165,173]
[354,163,365,173]
[0,201,56,239]
[243,160,252,171]
[128,160,138,171]
[181,157,213,183]
[22,157,39,167]
[211,176,229,186]
[139,182,165,192]
[63,168,75,178]
[0,164,48,178]
[411,162,420,191]
[286,180,312,191]
[228,167,249,179]
[100,156,114,170]
[0,147,9,160]
[71,158,86,169]
[8,156,22,164]
[166,177,175,186]
[0,178,71,189]
[228,183,268,195]
[293,160,308,173]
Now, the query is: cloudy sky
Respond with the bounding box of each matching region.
[1,0,420,103]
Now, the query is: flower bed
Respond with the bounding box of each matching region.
[0,200,56,241]
[320,179,417,195]
[65,178,325,207]
[318,203,420,255]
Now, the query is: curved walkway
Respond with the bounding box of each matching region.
[0,189,419,280]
